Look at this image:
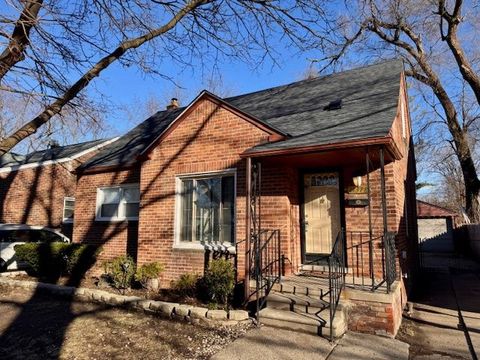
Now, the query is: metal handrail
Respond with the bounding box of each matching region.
[345,230,398,292]
[247,229,281,323]
[328,230,346,341]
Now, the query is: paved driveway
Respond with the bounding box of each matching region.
[398,254,480,359]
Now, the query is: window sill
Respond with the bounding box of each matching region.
[172,242,236,254]
[95,218,139,223]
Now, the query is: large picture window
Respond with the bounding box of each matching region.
[177,172,235,245]
[96,184,140,221]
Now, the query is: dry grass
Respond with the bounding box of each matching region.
[0,286,251,360]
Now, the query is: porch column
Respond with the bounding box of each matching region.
[366,148,374,284]
[244,156,252,301]
[379,146,388,235]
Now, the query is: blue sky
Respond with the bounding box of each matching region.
[93,46,319,135]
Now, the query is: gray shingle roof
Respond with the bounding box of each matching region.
[227,59,402,153]
[0,139,110,168]
[80,59,404,170]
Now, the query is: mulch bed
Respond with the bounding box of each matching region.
[7,272,206,307]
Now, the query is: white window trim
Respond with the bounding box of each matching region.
[95,183,140,222]
[173,169,236,253]
[62,196,75,223]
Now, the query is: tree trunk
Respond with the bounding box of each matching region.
[0,0,43,82]
[414,53,480,222]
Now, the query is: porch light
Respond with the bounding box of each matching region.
[353,175,362,188]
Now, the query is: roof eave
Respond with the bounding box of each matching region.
[240,136,402,159]
[75,161,138,175]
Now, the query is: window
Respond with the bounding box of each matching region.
[96,184,140,221]
[63,197,75,223]
[176,172,235,245]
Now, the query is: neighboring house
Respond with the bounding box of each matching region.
[417,200,457,253]
[70,59,418,337]
[0,139,117,238]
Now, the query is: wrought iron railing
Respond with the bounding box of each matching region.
[345,230,398,292]
[384,231,397,292]
[327,230,346,341]
[249,229,281,322]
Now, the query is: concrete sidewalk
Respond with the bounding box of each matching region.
[211,326,409,360]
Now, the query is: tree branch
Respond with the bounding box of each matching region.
[0,0,43,82]
[0,0,210,154]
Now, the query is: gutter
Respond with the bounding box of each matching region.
[240,136,402,160]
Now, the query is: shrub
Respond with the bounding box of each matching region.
[102,255,136,291]
[204,259,235,306]
[134,262,164,289]
[14,242,100,282]
[172,273,199,297]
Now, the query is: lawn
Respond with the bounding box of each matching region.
[0,285,251,360]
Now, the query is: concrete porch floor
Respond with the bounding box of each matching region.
[277,271,390,295]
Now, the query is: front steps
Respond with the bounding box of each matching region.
[258,281,348,338]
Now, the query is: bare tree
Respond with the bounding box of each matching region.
[0,0,325,153]
[314,0,480,221]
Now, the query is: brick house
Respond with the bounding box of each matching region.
[0,139,116,238]
[72,59,417,337]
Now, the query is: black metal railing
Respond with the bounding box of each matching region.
[249,229,281,322]
[345,230,398,292]
[346,231,382,290]
[384,231,397,292]
[327,230,346,341]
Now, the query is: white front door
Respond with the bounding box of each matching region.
[303,172,341,257]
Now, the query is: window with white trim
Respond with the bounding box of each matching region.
[96,184,140,221]
[63,197,75,223]
[176,172,235,244]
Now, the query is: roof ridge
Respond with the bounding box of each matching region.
[223,58,403,102]
[24,138,109,156]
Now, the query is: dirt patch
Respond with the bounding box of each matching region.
[0,285,251,360]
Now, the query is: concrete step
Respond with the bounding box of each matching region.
[270,282,329,298]
[266,292,329,314]
[259,306,347,338]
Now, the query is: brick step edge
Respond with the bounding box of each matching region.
[0,277,251,325]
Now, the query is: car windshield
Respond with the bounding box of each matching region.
[0,229,64,243]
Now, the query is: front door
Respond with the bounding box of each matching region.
[303,172,341,262]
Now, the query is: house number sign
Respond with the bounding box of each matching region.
[310,173,338,187]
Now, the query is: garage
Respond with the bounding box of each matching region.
[417,200,456,253]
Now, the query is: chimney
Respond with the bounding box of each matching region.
[47,139,60,149]
[166,98,179,110]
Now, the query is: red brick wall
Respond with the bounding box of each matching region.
[138,98,272,286]
[0,151,97,234]
[73,167,140,266]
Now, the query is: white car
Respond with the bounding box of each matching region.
[0,224,70,271]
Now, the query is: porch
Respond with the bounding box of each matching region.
[242,144,401,339]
